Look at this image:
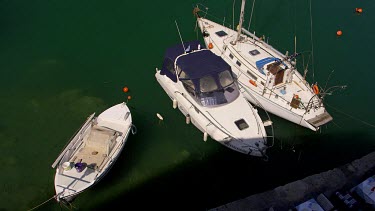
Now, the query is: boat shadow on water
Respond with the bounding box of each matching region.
[74,130,373,211]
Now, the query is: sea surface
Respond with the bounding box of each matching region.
[1,0,374,210]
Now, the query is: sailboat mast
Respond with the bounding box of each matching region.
[233,0,246,45]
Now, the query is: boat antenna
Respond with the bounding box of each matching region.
[294,35,297,65]
[175,20,186,53]
[232,0,235,30]
[247,0,256,31]
[233,0,246,45]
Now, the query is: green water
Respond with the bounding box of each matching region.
[0,0,374,210]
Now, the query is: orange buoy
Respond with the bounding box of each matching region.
[127,96,132,100]
[355,8,363,13]
[123,86,129,93]
[249,79,257,87]
[294,94,299,99]
[336,30,343,36]
[208,42,213,49]
[312,84,319,95]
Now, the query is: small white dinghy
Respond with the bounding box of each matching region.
[155,40,273,157]
[51,102,136,202]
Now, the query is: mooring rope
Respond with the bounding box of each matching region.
[326,103,375,128]
[27,194,58,211]
[131,124,137,135]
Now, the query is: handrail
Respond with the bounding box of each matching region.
[227,46,324,114]
[175,91,232,138]
[96,126,132,175]
[175,90,268,152]
[237,81,275,148]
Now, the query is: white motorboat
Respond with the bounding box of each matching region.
[155,40,273,157]
[194,0,333,131]
[51,102,136,202]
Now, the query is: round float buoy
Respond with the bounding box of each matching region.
[123,86,129,93]
[336,30,343,36]
[355,8,363,14]
[208,42,213,49]
[127,96,132,100]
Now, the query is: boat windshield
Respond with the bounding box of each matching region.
[182,70,240,107]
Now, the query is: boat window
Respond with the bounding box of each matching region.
[219,70,234,88]
[229,53,234,59]
[236,61,241,66]
[246,70,257,80]
[182,80,195,95]
[249,49,260,56]
[234,119,249,130]
[195,82,240,107]
[200,76,218,93]
[164,58,175,74]
[179,69,189,79]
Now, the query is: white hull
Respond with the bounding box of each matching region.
[240,83,315,130]
[52,102,135,202]
[196,16,332,131]
[155,69,270,157]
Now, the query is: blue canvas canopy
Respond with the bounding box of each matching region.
[160,40,203,82]
[160,40,232,88]
[177,49,230,80]
[256,57,287,75]
[163,40,202,63]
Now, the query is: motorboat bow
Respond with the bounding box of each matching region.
[155,40,273,157]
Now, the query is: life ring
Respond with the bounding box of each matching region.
[249,79,257,87]
[312,84,319,94]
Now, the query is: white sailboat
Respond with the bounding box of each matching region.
[155,40,273,157]
[51,102,136,202]
[194,0,333,131]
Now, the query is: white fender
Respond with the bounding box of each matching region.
[186,114,191,124]
[156,113,163,120]
[203,131,208,142]
[173,99,178,109]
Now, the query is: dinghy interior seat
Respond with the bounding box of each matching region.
[86,125,117,155]
[70,125,118,170]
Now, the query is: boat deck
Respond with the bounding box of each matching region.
[199,17,329,123]
[70,146,108,171]
[70,125,118,171]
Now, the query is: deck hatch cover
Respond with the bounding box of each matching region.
[215,30,228,37]
[249,49,260,56]
[235,119,249,130]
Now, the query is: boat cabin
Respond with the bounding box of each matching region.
[161,41,240,107]
[256,57,289,86]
